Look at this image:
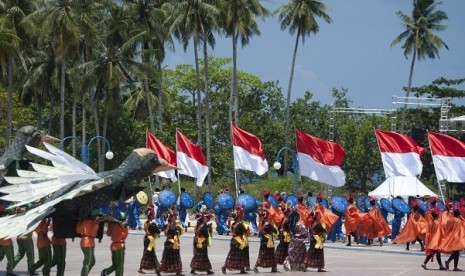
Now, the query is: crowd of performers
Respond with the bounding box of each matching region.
[2,189,465,276]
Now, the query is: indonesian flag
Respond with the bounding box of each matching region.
[232,125,268,175]
[428,131,465,183]
[295,129,346,187]
[146,131,177,181]
[375,129,425,178]
[176,130,208,187]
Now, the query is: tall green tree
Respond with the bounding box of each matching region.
[275,0,331,172]
[391,0,448,133]
[218,0,269,126]
[0,0,31,147]
[124,0,172,134]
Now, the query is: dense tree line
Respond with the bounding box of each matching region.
[0,0,463,198]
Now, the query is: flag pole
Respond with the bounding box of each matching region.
[426,130,446,203]
[231,122,239,198]
[175,129,181,195]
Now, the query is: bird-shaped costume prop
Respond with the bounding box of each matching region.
[0,142,177,239]
[0,126,59,187]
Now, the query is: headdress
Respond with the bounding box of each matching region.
[410,199,419,208]
[316,192,324,202]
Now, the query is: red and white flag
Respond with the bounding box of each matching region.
[232,125,268,175]
[428,131,465,183]
[295,129,346,187]
[176,130,208,187]
[375,129,425,178]
[146,131,177,181]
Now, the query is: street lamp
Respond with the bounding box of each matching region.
[273,147,299,195]
[59,135,114,165]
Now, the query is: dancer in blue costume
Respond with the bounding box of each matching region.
[128,198,142,230]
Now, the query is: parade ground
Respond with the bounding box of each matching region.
[4,225,464,276]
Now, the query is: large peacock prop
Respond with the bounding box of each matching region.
[0,131,176,239]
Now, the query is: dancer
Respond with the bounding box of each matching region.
[344,197,370,246]
[441,209,464,271]
[13,207,35,276]
[283,220,308,272]
[304,222,327,272]
[76,209,112,276]
[101,211,129,276]
[190,211,214,275]
[158,213,185,276]
[50,224,67,276]
[253,212,278,273]
[222,207,249,274]
[421,206,445,270]
[32,218,52,276]
[138,220,161,274]
[393,199,426,251]
[365,197,391,246]
[0,206,16,276]
[275,207,291,266]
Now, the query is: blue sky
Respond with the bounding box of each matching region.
[165,0,465,111]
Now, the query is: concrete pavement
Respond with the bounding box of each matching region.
[3,226,464,276]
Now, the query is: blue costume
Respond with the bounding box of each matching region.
[155,202,168,230]
[391,209,404,240]
[243,211,258,236]
[328,207,345,242]
[214,205,230,235]
[177,200,188,230]
[380,208,390,243]
[128,199,142,230]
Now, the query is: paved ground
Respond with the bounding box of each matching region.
[3,226,464,276]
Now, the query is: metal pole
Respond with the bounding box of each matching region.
[275,147,299,196]
[292,153,299,195]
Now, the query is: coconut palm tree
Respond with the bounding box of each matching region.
[124,0,173,133]
[164,0,218,147]
[391,0,448,133]
[0,0,31,147]
[218,0,269,127]
[275,0,331,172]
[24,0,87,140]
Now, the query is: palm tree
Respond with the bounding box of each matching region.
[275,0,331,172]
[25,0,86,140]
[0,0,31,147]
[391,0,448,133]
[164,0,218,147]
[218,0,269,127]
[124,0,172,134]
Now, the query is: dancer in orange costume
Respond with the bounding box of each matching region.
[393,199,427,251]
[344,197,371,246]
[421,206,446,270]
[365,197,391,246]
[440,209,465,271]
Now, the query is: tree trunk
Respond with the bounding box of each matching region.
[5,54,13,149]
[71,80,77,157]
[232,32,238,125]
[400,50,416,133]
[202,28,212,192]
[60,60,66,140]
[284,30,301,173]
[193,36,202,146]
[143,42,155,134]
[157,62,164,132]
[145,77,155,134]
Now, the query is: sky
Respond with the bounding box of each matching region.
[165,0,465,111]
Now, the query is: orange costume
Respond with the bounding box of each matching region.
[393,211,427,243]
[365,206,392,240]
[76,217,100,276]
[344,205,371,236]
[315,204,339,233]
